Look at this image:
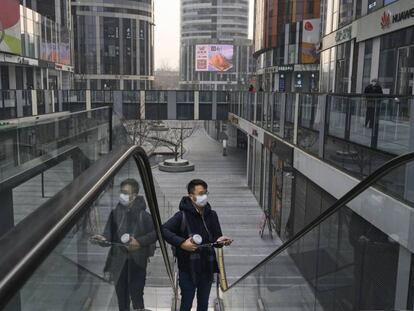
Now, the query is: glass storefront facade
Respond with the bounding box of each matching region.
[320,0,414,95]
[0,3,73,90]
[247,132,294,239]
[72,0,154,90]
[254,0,321,92]
[244,125,404,310]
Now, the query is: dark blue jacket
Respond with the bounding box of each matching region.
[102,196,157,279]
[162,196,223,276]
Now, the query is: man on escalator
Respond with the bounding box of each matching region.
[92,178,157,311]
[162,179,233,311]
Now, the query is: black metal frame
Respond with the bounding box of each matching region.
[0,145,177,309]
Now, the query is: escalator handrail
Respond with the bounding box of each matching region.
[0,145,176,309]
[222,151,414,292]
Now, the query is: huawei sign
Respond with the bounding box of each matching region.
[381,10,392,29]
[380,7,414,30]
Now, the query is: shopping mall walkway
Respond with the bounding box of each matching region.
[152,125,280,284]
[151,125,322,310]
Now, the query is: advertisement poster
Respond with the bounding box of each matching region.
[301,19,320,64]
[196,44,234,72]
[0,0,22,55]
[41,42,59,63]
[59,28,71,65]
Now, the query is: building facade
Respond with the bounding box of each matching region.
[0,0,73,90]
[179,0,253,91]
[320,0,413,95]
[254,0,321,92]
[72,0,154,90]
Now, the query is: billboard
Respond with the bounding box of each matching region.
[196,45,234,72]
[0,0,22,55]
[59,28,71,65]
[301,19,320,64]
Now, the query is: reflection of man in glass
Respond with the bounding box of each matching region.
[348,211,398,310]
[92,179,156,311]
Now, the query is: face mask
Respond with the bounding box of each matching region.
[195,194,208,207]
[119,193,130,206]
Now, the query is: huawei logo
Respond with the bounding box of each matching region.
[381,10,392,29]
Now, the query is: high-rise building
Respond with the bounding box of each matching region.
[0,0,73,90]
[319,0,414,95]
[180,0,253,91]
[71,0,154,90]
[254,0,321,92]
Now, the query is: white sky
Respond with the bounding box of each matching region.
[154,0,254,70]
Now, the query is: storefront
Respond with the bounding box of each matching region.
[263,133,294,240]
[244,121,295,240]
[320,0,414,95]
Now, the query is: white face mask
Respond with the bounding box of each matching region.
[119,193,130,206]
[195,194,208,207]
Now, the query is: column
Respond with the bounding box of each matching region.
[356,42,365,93]
[140,90,146,120]
[293,93,300,145]
[31,90,38,116]
[194,91,199,120]
[86,90,92,111]
[8,66,16,89]
[347,40,355,93]
[370,38,381,81]
[318,95,328,158]
[279,93,287,137]
[212,91,217,120]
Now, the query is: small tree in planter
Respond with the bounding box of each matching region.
[151,121,201,162]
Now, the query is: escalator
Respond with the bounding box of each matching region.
[217,151,414,311]
[0,115,413,310]
[0,144,178,311]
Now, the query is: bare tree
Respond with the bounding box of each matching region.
[122,103,166,155]
[148,121,202,161]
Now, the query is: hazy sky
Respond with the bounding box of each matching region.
[154,0,254,70]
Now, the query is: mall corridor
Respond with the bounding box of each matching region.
[152,126,279,282]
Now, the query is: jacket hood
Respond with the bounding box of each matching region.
[179,196,211,215]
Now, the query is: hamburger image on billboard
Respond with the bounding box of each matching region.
[196,45,234,72]
[0,0,22,55]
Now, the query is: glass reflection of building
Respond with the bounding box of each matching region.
[179,0,253,91]
[320,0,413,95]
[254,0,321,92]
[0,0,73,90]
[72,0,154,90]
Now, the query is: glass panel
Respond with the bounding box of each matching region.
[0,108,112,231]
[298,94,321,155]
[2,158,174,311]
[0,90,17,120]
[327,95,347,139]
[284,93,296,143]
[222,161,414,311]
[272,93,282,135]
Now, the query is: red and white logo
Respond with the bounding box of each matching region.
[304,21,313,31]
[381,10,392,29]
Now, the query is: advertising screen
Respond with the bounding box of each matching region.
[301,19,320,64]
[59,28,71,65]
[195,45,234,72]
[0,0,22,55]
